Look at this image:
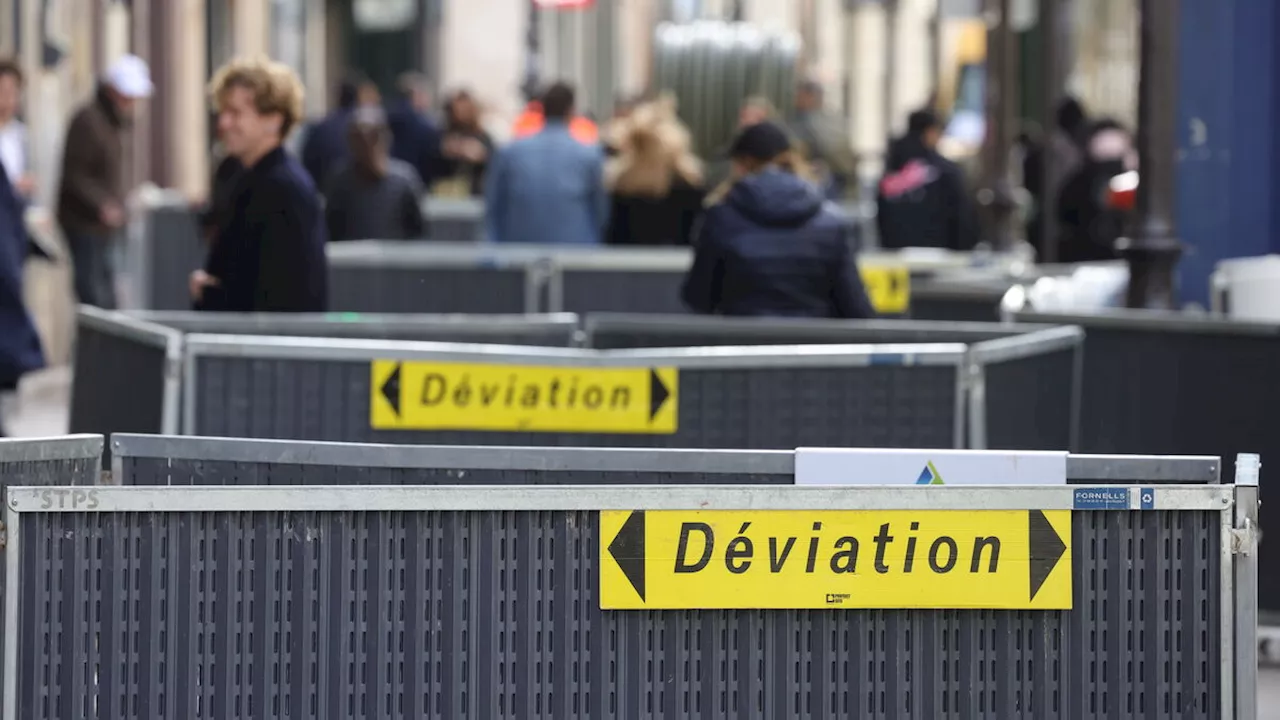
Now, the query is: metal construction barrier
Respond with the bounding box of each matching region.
[1013,308,1280,618]
[327,242,550,313]
[0,435,104,708]
[69,306,183,437]
[582,313,1054,348]
[183,336,970,448]
[131,200,490,310]
[68,307,579,441]
[1,451,1260,719]
[177,326,1082,450]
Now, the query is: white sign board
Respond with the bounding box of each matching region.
[795,448,1068,486]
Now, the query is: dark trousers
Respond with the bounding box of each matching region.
[63,227,118,309]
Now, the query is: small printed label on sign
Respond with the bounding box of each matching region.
[371,361,677,433]
[1139,488,1155,510]
[1072,488,1129,510]
[600,509,1072,610]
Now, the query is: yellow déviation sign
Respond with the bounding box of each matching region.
[859,265,911,314]
[600,509,1071,610]
[371,361,678,433]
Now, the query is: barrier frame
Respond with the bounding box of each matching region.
[964,325,1085,450]
[179,334,971,444]
[75,306,184,435]
[109,432,1223,484]
[0,478,1254,720]
[123,309,582,340]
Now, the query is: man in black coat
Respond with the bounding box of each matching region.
[876,110,980,251]
[190,57,328,312]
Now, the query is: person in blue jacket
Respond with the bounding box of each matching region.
[681,121,874,318]
[0,149,44,435]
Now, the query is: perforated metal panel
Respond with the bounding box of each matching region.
[0,436,103,711]
[68,321,169,438]
[328,266,532,313]
[141,205,206,311]
[586,319,1025,350]
[981,348,1078,451]
[15,508,1221,719]
[190,356,958,449]
[559,271,687,315]
[120,457,790,486]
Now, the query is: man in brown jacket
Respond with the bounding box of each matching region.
[56,54,152,308]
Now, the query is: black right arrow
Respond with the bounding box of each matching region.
[607,511,646,602]
[649,370,670,422]
[380,363,402,417]
[1028,509,1067,602]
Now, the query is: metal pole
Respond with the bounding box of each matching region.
[1124,0,1183,309]
[1037,0,1072,263]
[2,505,21,720]
[522,0,541,102]
[978,0,1019,251]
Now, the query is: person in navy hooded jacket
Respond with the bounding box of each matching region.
[0,143,44,435]
[681,121,874,318]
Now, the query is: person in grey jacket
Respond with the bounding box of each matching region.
[324,107,426,241]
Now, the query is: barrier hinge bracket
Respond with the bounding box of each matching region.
[1230,522,1258,556]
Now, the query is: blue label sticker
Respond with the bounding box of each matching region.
[1073,487,1130,510]
[1139,488,1155,510]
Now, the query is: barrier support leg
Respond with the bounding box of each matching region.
[1235,453,1261,719]
[2,500,20,720]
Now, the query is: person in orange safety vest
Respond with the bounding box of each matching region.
[511,100,599,144]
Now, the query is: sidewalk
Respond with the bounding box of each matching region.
[5,366,70,437]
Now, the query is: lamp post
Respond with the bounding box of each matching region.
[978,0,1019,251]
[1123,0,1183,309]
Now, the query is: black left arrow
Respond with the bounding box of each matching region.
[607,510,646,602]
[381,363,402,416]
[1028,509,1067,602]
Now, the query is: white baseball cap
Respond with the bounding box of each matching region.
[104,54,154,99]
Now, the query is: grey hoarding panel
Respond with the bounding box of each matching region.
[68,317,171,439]
[191,356,957,448]
[328,266,531,313]
[16,507,1220,719]
[982,347,1078,451]
[142,205,206,311]
[561,270,688,315]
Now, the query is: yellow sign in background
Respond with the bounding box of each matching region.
[371,361,678,433]
[600,509,1071,610]
[860,265,911,314]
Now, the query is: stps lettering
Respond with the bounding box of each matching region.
[420,372,633,411]
[39,488,100,510]
[670,520,1002,576]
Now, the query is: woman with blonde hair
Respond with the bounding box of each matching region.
[681,121,874,318]
[604,96,706,245]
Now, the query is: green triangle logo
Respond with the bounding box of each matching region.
[916,461,944,485]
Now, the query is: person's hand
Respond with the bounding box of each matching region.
[189,269,219,302]
[14,174,36,198]
[460,138,488,163]
[100,202,125,228]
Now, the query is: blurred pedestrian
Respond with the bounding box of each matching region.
[789,79,857,199]
[57,54,153,309]
[604,96,705,245]
[0,92,44,434]
[681,121,874,318]
[387,72,444,189]
[0,60,35,205]
[1024,97,1088,256]
[1056,118,1135,264]
[197,147,244,244]
[435,90,494,197]
[511,86,599,145]
[485,82,606,244]
[192,56,327,312]
[325,107,425,242]
[300,75,367,191]
[876,109,979,250]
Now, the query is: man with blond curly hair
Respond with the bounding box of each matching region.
[190,56,328,312]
